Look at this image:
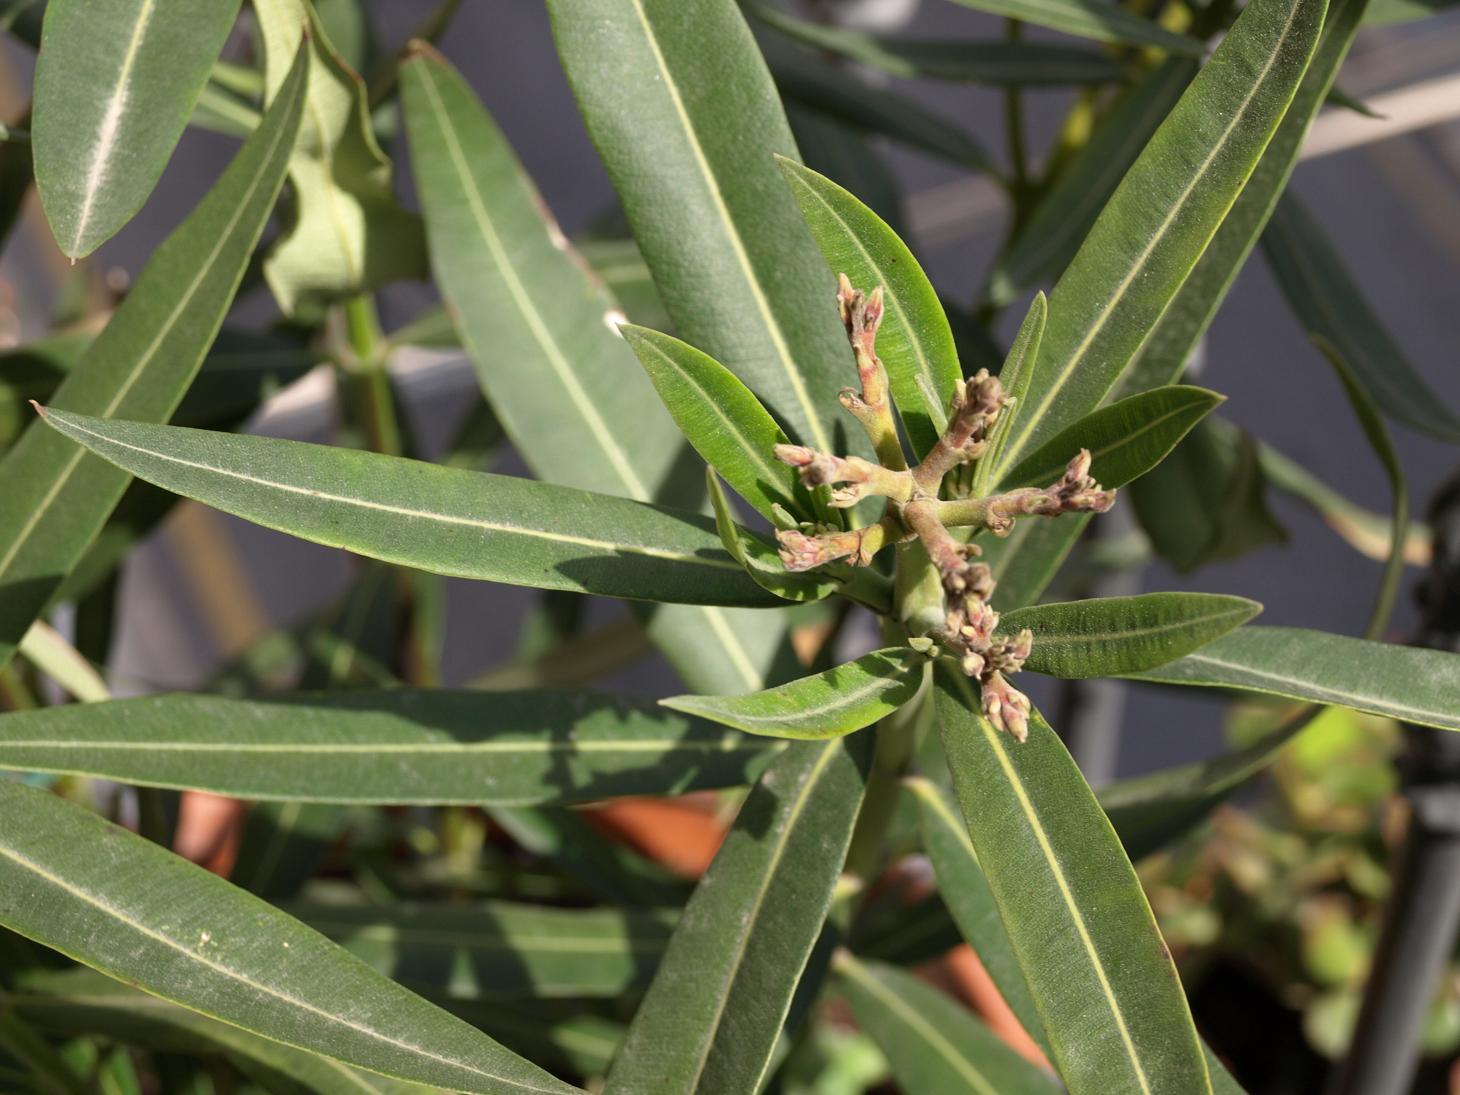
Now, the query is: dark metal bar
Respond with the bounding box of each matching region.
[1330,471,1460,1095]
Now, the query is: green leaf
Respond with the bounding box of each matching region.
[1100,709,1315,859]
[547,0,860,459]
[778,158,962,458]
[914,779,1255,1087]
[35,410,781,607]
[255,0,425,315]
[999,385,1224,491]
[662,648,924,740]
[975,293,1047,495]
[1126,626,1460,733]
[980,516,1089,612]
[31,0,242,257]
[1257,439,1428,565]
[17,621,109,703]
[707,470,841,605]
[401,49,688,511]
[1311,338,1408,638]
[991,0,1327,479]
[489,806,686,908]
[1131,418,1287,573]
[399,44,786,696]
[834,953,1061,1095]
[1118,0,1369,397]
[906,777,1049,1054]
[8,969,436,1094]
[1363,0,1455,21]
[0,48,308,674]
[294,901,674,1000]
[935,671,1210,1094]
[620,325,806,521]
[604,737,871,1094]
[0,688,784,803]
[986,59,1197,306]
[0,781,578,1094]
[766,46,997,176]
[1004,592,1262,679]
[946,0,1202,53]
[1262,193,1460,442]
[750,4,1124,85]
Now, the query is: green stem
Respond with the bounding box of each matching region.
[1003,20,1031,216]
[337,294,404,458]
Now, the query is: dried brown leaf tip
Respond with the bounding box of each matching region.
[768,274,1118,738]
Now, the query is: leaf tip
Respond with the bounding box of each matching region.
[28,400,47,420]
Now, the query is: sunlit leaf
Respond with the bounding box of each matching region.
[991,0,1326,478]
[663,648,924,740]
[1127,626,1460,732]
[32,0,241,257]
[779,158,962,458]
[37,410,783,607]
[998,385,1224,491]
[835,953,1061,1094]
[935,672,1211,1093]
[0,688,785,803]
[0,781,579,1094]
[0,48,307,673]
[603,737,871,1094]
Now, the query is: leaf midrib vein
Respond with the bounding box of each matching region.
[624,0,831,453]
[995,0,1305,479]
[46,414,745,574]
[0,70,302,579]
[0,840,570,1093]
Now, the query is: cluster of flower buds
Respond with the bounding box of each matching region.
[977,449,1117,535]
[765,273,1121,740]
[913,369,1009,492]
[932,550,1035,740]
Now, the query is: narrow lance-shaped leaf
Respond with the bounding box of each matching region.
[1118,0,1369,397]
[6,969,436,1095]
[778,158,962,457]
[935,671,1211,1094]
[1263,193,1460,442]
[767,48,998,176]
[945,0,1202,54]
[974,293,1046,495]
[293,901,675,1000]
[547,0,862,459]
[0,688,785,804]
[991,0,1327,480]
[400,44,787,697]
[906,777,1049,1055]
[1003,593,1262,679]
[604,736,871,1094]
[1100,708,1318,860]
[663,648,925,740]
[749,4,1125,86]
[0,781,580,1095]
[0,47,309,674]
[986,58,1197,306]
[1311,337,1408,638]
[620,324,809,521]
[1258,439,1429,566]
[911,774,1257,1091]
[1126,626,1460,733]
[255,0,425,314]
[834,952,1061,1095]
[707,470,842,605]
[998,385,1224,492]
[32,0,242,257]
[34,410,781,608]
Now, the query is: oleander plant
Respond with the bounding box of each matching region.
[0,0,1456,1092]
